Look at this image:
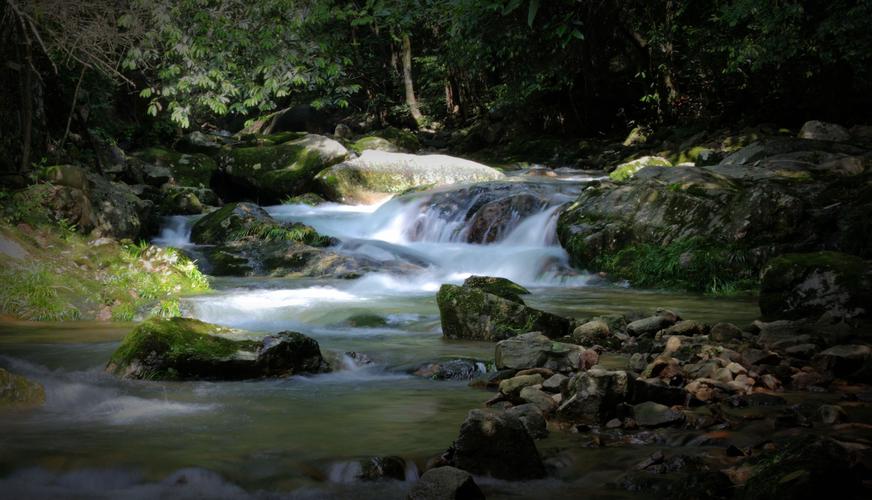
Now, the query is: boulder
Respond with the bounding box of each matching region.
[506,404,548,439]
[132,147,219,188]
[462,275,530,303]
[464,193,550,243]
[106,317,329,380]
[437,284,571,341]
[759,251,872,320]
[498,373,544,397]
[632,401,684,427]
[813,344,872,382]
[351,136,401,153]
[414,359,487,381]
[408,466,484,500]
[190,203,274,245]
[449,409,545,480]
[217,134,348,203]
[609,156,673,182]
[710,322,743,342]
[0,368,45,409]
[627,314,677,337]
[557,369,630,423]
[494,332,585,372]
[571,320,614,347]
[798,120,851,142]
[315,150,504,203]
[519,386,558,414]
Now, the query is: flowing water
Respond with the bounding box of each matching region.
[0,173,761,499]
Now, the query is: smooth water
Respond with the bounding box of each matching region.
[0,175,761,498]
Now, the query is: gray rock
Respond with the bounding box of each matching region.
[798,120,851,142]
[494,332,584,371]
[506,404,548,439]
[632,401,684,427]
[450,409,545,480]
[710,322,743,342]
[627,315,676,337]
[557,368,630,423]
[519,386,558,414]
[542,373,569,393]
[408,466,484,500]
[498,374,544,397]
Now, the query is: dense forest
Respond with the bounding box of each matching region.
[1,1,871,499]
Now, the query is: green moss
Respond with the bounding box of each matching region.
[379,127,420,152]
[609,156,673,182]
[108,317,256,379]
[230,221,332,247]
[351,136,399,154]
[463,275,530,303]
[593,237,758,294]
[282,193,326,206]
[135,148,217,187]
[0,368,45,408]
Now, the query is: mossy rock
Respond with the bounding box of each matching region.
[609,156,673,182]
[283,192,327,206]
[378,127,420,152]
[0,368,45,409]
[106,317,329,380]
[759,251,872,320]
[135,147,218,188]
[462,275,530,304]
[218,134,348,202]
[190,203,273,245]
[351,136,401,154]
[437,283,571,341]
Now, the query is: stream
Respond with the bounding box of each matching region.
[0,173,762,499]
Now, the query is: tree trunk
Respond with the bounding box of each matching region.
[401,33,424,126]
[19,23,33,174]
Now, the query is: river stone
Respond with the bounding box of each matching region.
[813,345,872,382]
[632,401,685,427]
[408,466,484,500]
[465,193,550,243]
[798,120,851,142]
[357,456,407,481]
[542,373,569,393]
[437,285,572,342]
[190,202,274,244]
[557,368,630,423]
[315,150,505,203]
[494,332,584,371]
[710,322,743,342]
[627,314,677,337]
[0,368,45,409]
[506,403,548,439]
[449,409,546,480]
[571,320,615,348]
[519,386,558,414]
[609,156,672,182]
[217,134,348,203]
[499,373,544,397]
[759,251,872,320]
[106,317,329,380]
[462,275,530,303]
[414,359,486,381]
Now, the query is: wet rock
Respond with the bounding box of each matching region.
[494,332,585,372]
[740,435,861,499]
[759,251,872,320]
[798,120,851,142]
[106,317,329,380]
[462,275,530,303]
[506,403,548,439]
[465,193,550,243]
[620,453,732,499]
[449,409,545,480]
[0,368,45,409]
[742,349,782,367]
[190,202,274,245]
[818,404,847,424]
[710,322,743,343]
[660,320,708,337]
[685,378,733,403]
[358,456,407,481]
[542,373,569,393]
[813,344,872,382]
[519,386,558,414]
[571,320,617,348]
[609,155,672,182]
[627,313,678,337]
[408,466,485,500]
[558,369,630,423]
[632,401,684,427]
[632,377,687,406]
[725,393,786,408]
[437,284,572,342]
[316,150,504,203]
[498,374,544,397]
[415,359,486,381]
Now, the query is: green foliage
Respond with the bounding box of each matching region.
[230,222,332,247]
[594,237,758,294]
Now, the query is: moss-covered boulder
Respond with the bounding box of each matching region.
[315,150,505,203]
[106,317,329,380]
[437,281,571,341]
[462,275,530,303]
[351,136,401,154]
[190,203,274,245]
[759,252,872,320]
[609,156,672,182]
[217,134,348,202]
[133,147,219,188]
[0,368,45,409]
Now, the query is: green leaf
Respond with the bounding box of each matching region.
[527,0,539,27]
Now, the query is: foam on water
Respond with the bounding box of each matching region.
[152,215,196,247]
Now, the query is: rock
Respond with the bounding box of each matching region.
[462,275,530,303]
[106,317,329,380]
[190,202,274,245]
[620,454,732,499]
[449,409,545,480]
[238,105,331,136]
[408,466,484,500]
[465,193,550,243]
[357,456,407,481]
[0,368,45,409]
[437,284,572,341]
[759,251,872,320]
[813,344,872,382]
[740,436,861,499]
[333,124,353,140]
[818,404,847,424]
[631,377,687,406]
[660,320,708,337]
[132,147,219,188]
[627,314,677,337]
[494,332,585,371]
[217,134,348,203]
[542,373,569,393]
[159,186,214,215]
[414,359,487,381]
[498,373,544,397]
[609,156,672,182]
[684,378,734,402]
[557,369,630,423]
[710,322,743,342]
[632,401,684,428]
[176,131,228,154]
[571,320,615,347]
[351,136,401,153]
[506,404,548,439]
[315,150,504,203]
[283,193,326,206]
[519,386,558,414]
[798,120,851,142]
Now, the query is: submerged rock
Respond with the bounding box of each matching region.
[448,409,545,480]
[106,317,329,380]
[414,359,487,380]
[315,150,504,203]
[437,281,571,342]
[408,466,484,500]
[759,251,872,320]
[0,368,45,410]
